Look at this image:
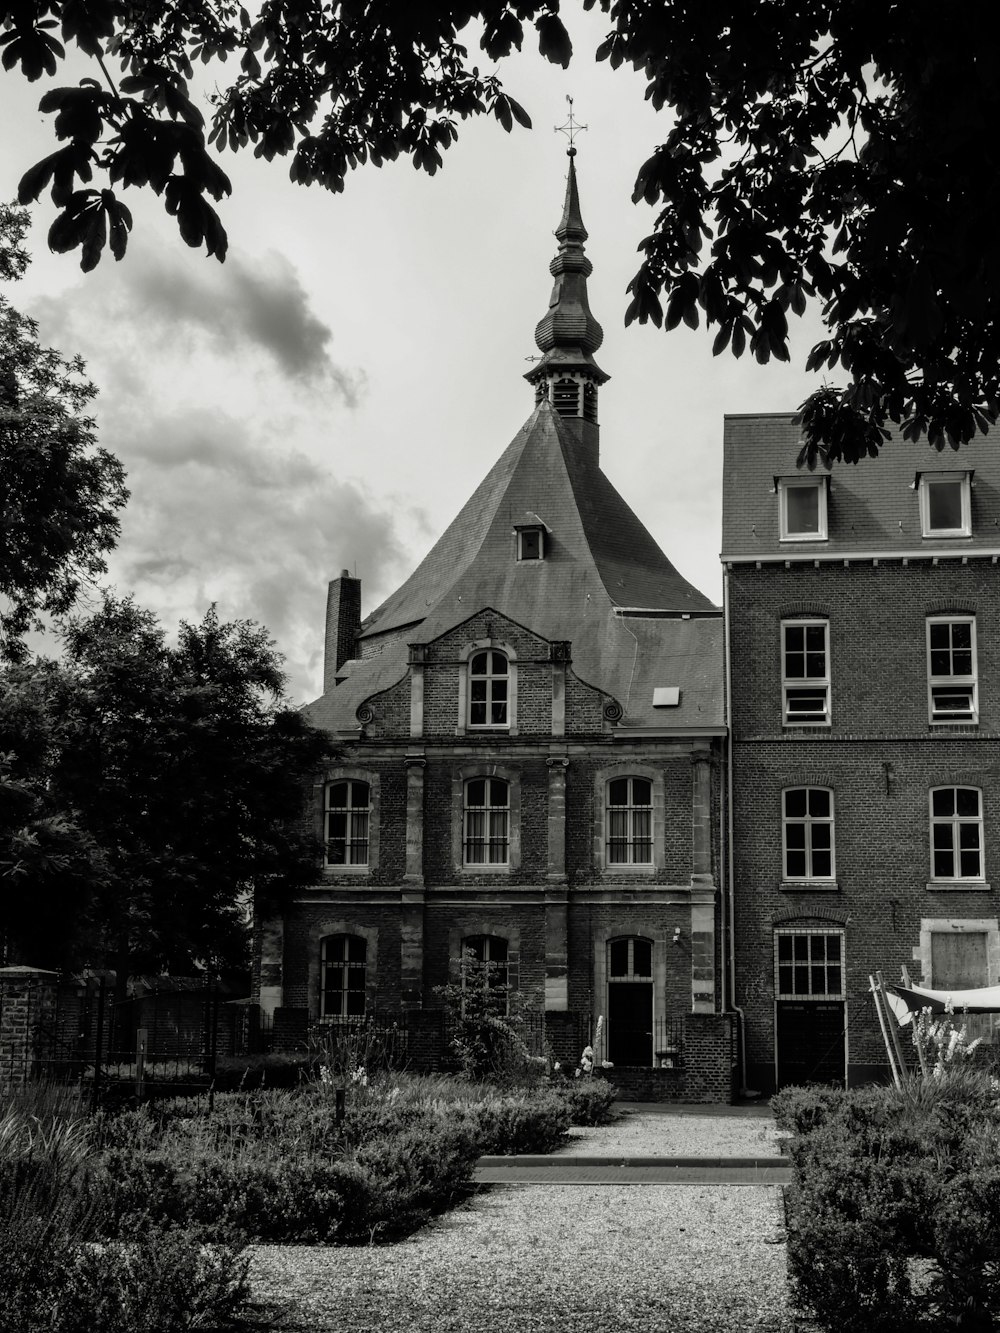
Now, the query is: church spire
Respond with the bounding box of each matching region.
[526,107,609,446]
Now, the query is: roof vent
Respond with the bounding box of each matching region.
[653,687,681,708]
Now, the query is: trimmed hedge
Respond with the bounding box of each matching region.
[774,1073,1000,1332]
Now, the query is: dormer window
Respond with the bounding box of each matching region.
[513,514,548,561]
[919,471,972,537]
[778,476,827,541]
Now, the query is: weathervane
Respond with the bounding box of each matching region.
[555,95,587,157]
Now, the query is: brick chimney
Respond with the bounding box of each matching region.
[324,570,361,692]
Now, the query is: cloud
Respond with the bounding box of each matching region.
[33,240,364,406]
[102,406,412,701]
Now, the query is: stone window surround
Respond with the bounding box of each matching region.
[592,761,666,875]
[456,640,519,736]
[320,768,380,876]
[311,922,378,1021]
[914,917,1000,989]
[451,763,522,875]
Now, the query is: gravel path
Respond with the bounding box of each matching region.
[559,1107,784,1158]
[250,1110,794,1332]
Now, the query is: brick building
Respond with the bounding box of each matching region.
[723,414,1000,1092]
[258,154,735,1098]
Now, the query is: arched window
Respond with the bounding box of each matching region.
[782,788,835,880]
[468,650,509,729]
[463,777,509,865]
[608,936,653,979]
[320,934,367,1018]
[463,935,509,989]
[606,777,653,864]
[325,780,371,866]
[930,787,984,880]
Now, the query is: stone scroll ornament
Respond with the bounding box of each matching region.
[356,704,374,725]
[603,701,624,723]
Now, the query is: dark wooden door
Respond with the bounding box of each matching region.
[776,1001,846,1087]
[608,983,653,1066]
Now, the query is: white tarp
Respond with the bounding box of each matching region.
[886,982,1000,1025]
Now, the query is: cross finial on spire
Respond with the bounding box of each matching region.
[555,95,587,157]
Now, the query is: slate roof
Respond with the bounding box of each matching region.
[722,413,1000,559]
[305,401,723,734]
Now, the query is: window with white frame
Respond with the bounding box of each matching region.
[783,788,835,881]
[778,477,827,541]
[606,777,654,865]
[516,528,544,560]
[930,787,984,881]
[782,620,830,725]
[919,472,972,537]
[320,934,367,1018]
[927,617,978,723]
[468,650,509,728]
[463,777,510,865]
[325,780,371,866]
[775,931,844,999]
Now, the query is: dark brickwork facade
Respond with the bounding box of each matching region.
[725,415,1000,1093]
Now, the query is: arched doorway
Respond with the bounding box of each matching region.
[607,936,654,1066]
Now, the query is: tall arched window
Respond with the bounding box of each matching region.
[463,777,509,865]
[468,650,509,728]
[782,788,835,880]
[325,780,371,866]
[606,777,653,864]
[320,934,367,1018]
[930,787,984,880]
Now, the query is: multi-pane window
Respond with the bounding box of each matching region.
[930,787,984,880]
[782,620,830,725]
[325,780,371,866]
[927,617,978,723]
[463,935,509,988]
[783,788,835,880]
[608,936,653,979]
[469,650,509,728]
[320,934,366,1018]
[775,932,844,999]
[463,777,510,865]
[779,478,827,541]
[919,473,971,537]
[606,777,654,865]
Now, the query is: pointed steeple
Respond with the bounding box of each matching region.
[526,141,609,451]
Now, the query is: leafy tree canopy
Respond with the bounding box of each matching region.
[1,202,128,656]
[3,2,999,460]
[0,596,334,977]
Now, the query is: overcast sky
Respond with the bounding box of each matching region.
[1,8,829,703]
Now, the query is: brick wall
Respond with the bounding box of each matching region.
[730,560,1000,1090]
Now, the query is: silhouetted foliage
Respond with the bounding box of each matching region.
[4,3,999,457]
[0,203,127,657]
[0,597,334,975]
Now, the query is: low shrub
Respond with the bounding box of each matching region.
[782,1075,1000,1332]
[0,1226,253,1333]
[471,1089,570,1155]
[770,1082,848,1138]
[552,1079,618,1126]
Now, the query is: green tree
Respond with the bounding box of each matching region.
[1,202,128,658]
[5,1,996,459]
[0,596,333,979]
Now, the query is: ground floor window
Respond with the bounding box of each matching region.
[775,931,843,999]
[320,934,367,1018]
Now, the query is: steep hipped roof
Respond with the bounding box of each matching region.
[305,402,721,733]
[304,155,722,736]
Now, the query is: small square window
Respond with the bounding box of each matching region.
[778,477,827,541]
[517,529,543,560]
[919,472,971,537]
